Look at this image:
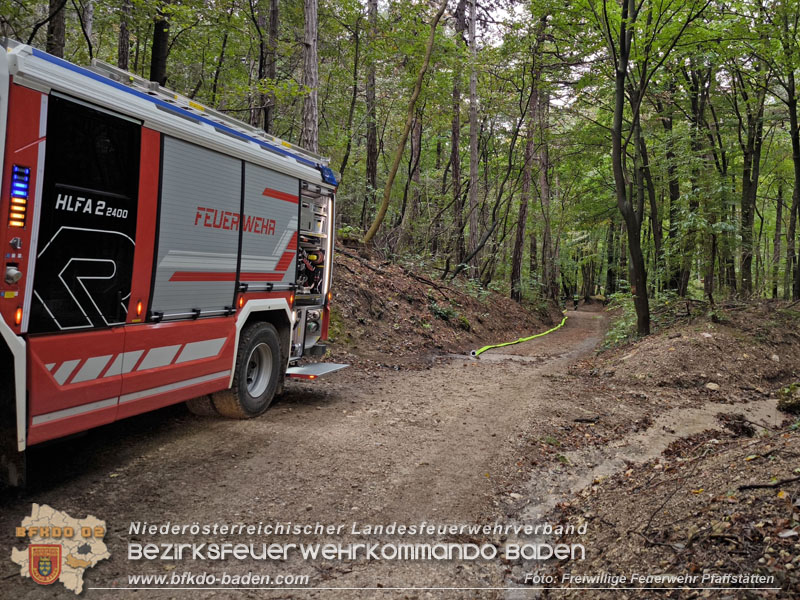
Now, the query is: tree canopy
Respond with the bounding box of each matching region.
[4,0,800,334]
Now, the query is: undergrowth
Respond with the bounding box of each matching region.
[603,291,691,349]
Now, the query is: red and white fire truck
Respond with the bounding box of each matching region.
[0,41,345,485]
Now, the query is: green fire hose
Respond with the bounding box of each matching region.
[470,312,569,357]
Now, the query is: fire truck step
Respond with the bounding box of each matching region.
[286,363,348,380]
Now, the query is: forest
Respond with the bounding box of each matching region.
[3,0,800,337]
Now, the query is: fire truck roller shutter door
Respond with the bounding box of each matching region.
[151,137,241,316]
[241,162,298,286]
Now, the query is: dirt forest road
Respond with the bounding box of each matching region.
[1,309,613,598]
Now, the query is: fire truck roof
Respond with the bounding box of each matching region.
[2,42,338,188]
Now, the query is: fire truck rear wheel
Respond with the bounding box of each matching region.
[213,322,281,418]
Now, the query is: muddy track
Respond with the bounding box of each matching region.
[1,308,766,598]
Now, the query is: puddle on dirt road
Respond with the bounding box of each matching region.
[503,396,784,598]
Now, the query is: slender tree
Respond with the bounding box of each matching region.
[363,0,378,229]
[150,3,171,86]
[300,0,319,153]
[45,0,66,57]
[118,0,131,70]
[467,0,479,277]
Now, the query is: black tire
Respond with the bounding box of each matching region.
[213,322,281,419]
[185,395,219,417]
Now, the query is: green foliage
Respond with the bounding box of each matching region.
[427,295,469,331]
[428,300,457,322]
[778,383,800,414]
[457,279,491,302]
[602,292,638,349]
[337,225,362,243]
[327,305,348,344]
[3,0,798,312]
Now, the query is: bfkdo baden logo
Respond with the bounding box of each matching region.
[10,504,110,594]
[29,544,61,585]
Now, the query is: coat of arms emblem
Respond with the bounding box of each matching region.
[29,544,61,585]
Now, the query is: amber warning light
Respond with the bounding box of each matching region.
[14,307,22,326]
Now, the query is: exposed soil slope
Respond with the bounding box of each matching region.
[326,246,559,367]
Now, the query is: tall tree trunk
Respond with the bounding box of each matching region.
[467,0,479,277]
[118,0,131,69]
[605,223,616,295]
[678,66,708,297]
[398,115,422,250]
[73,0,94,59]
[299,0,319,153]
[212,7,235,106]
[84,0,93,37]
[788,192,798,299]
[734,64,767,296]
[82,0,94,56]
[795,220,800,299]
[787,73,800,300]
[150,4,171,86]
[265,0,279,133]
[511,132,533,302]
[610,1,649,335]
[363,0,378,230]
[537,89,557,301]
[618,222,627,291]
[338,19,360,180]
[726,201,738,292]
[46,0,66,58]
[450,0,467,265]
[211,32,228,105]
[551,172,562,300]
[637,128,661,289]
[774,183,783,298]
[362,0,448,244]
[529,227,538,296]
[658,92,682,291]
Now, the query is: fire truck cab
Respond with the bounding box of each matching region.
[0,42,345,486]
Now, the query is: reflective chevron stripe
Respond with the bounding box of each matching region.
[43,337,227,386]
[31,370,231,424]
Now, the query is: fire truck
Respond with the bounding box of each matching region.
[0,41,346,486]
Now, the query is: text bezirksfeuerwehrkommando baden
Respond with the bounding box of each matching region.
[127,521,588,562]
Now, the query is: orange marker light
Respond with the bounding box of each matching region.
[14,307,22,326]
[289,294,294,306]
[328,291,332,303]
[136,300,143,316]
[238,296,244,308]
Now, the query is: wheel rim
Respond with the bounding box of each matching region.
[245,342,272,398]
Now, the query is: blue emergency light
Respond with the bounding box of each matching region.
[11,166,30,197]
